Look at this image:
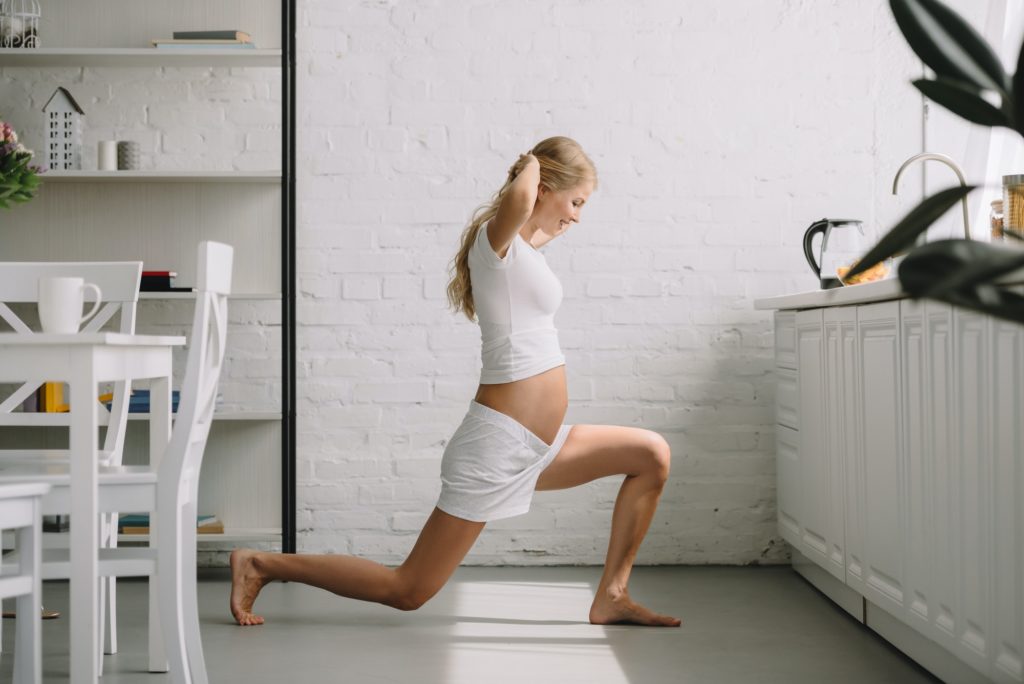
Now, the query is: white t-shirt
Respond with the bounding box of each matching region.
[468,222,566,384]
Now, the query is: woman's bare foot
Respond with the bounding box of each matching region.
[230,549,268,626]
[589,587,681,627]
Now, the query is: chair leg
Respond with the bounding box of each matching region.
[105,576,118,653]
[14,513,43,683]
[97,577,106,678]
[157,504,190,684]
[105,512,119,655]
[181,510,208,684]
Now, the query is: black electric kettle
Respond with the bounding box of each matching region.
[802,218,868,289]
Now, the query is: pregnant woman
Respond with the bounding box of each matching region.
[231,136,680,627]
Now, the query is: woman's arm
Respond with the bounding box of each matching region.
[486,154,539,257]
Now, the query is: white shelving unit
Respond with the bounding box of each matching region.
[119,528,282,545]
[0,47,282,67]
[42,171,282,183]
[0,0,295,560]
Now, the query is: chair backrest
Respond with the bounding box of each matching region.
[0,261,142,457]
[158,242,232,505]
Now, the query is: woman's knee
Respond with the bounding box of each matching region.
[641,431,671,485]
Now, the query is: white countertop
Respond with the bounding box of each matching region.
[753,278,906,310]
[754,268,1024,311]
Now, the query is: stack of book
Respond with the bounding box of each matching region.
[19,382,68,412]
[141,269,192,293]
[102,389,181,414]
[151,30,255,50]
[118,513,224,535]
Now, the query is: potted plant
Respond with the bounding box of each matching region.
[845,0,1024,323]
[0,118,43,209]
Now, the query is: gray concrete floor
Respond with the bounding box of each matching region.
[2,565,941,683]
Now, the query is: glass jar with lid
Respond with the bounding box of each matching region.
[1002,174,1024,233]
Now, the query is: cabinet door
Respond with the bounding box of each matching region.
[900,299,934,636]
[775,310,801,548]
[796,309,828,567]
[822,307,853,582]
[857,301,908,618]
[952,308,994,673]
[775,311,797,370]
[991,314,1024,684]
[776,424,802,548]
[842,305,867,594]
[926,302,959,651]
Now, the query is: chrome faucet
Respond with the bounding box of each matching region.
[892,152,972,240]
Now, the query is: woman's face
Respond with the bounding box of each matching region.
[534,179,595,238]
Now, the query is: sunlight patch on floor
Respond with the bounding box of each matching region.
[441,579,631,684]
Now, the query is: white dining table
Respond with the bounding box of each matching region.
[0,332,184,684]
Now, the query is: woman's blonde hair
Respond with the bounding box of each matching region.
[446,136,597,321]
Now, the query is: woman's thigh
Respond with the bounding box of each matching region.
[535,424,671,492]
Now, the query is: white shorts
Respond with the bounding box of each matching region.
[437,400,572,522]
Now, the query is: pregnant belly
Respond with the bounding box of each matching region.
[473,365,568,447]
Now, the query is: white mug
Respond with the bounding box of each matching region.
[38,277,103,334]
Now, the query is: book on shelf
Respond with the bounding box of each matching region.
[42,515,70,533]
[42,382,68,412]
[17,382,70,413]
[102,389,181,414]
[141,270,193,293]
[151,39,257,50]
[141,270,175,289]
[172,30,252,41]
[119,513,223,535]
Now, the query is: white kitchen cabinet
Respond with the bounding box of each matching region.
[900,299,936,639]
[775,424,801,548]
[774,312,802,549]
[990,314,1024,684]
[954,308,994,673]
[822,307,854,583]
[758,279,1024,684]
[0,0,297,555]
[796,310,831,571]
[834,307,864,594]
[857,301,909,619]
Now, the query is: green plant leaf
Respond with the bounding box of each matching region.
[890,0,1009,95]
[913,77,1009,126]
[1014,39,1024,135]
[845,184,975,281]
[898,239,1024,296]
[929,284,1024,324]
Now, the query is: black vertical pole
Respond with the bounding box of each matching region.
[281,0,298,554]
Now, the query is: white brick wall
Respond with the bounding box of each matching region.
[295,0,927,566]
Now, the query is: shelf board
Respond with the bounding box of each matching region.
[0,411,281,426]
[126,411,282,421]
[139,292,282,301]
[118,528,283,544]
[0,47,283,67]
[41,170,281,183]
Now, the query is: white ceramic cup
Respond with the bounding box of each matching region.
[98,140,118,171]
[38,277,103,334]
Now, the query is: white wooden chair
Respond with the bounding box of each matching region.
[0,260,142,664]
[0,482,50,684]
[0,241,232,684]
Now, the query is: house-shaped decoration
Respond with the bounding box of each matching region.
[42,86,83,171]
